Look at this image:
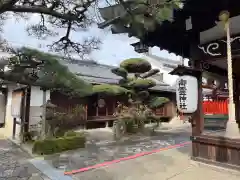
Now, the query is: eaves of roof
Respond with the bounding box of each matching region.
[78,75,119,85]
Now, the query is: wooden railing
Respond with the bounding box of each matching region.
[203,100,228,115]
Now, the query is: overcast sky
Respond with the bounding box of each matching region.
[2,13,181,67]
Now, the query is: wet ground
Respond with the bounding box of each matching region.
[0,124,228,180]
[46,128,191,172]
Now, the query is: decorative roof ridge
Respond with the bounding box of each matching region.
[59,56,118,69]
[144,54,181,65]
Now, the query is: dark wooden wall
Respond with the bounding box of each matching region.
[50,91,87,107]
[189,23,240,170]
[50,91,88,127]
[150,91,176,119]
[50,90,176,122]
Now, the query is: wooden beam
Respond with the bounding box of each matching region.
[198,34,240,62]
[234,78,240,125]
[192,66,204,135]
[188,60,228,77]
[106,106,108,116]
[169,65,202,76]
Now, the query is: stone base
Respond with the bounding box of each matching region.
[225,121,240,139]
[169,116,184,125]
[191,156,240,172]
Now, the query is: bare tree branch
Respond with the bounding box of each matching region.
[0,0,183,57]
[0,0,99,57]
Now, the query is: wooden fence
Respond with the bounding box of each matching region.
[203,100,228,115]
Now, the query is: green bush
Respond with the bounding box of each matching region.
[111,68,128,78]
[149,97,170,108]
[128,78,156,89]
[125,121,134,133]
[92,84,130,95]
[125,121,139,133]
[120,58,151,73]
[32,132,86,155]
[64,130,78,137]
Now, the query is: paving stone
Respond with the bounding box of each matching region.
[28,174,44,180]
[46,128,191,172]
[0,139,51,180]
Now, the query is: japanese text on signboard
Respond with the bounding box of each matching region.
[178,79,187,110]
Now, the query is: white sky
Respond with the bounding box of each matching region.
[2,12,183,85]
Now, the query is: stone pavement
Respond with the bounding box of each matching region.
[47,128,191,171]
[2,124,235,180]
[0,139,50,180]
[71,144,240,180]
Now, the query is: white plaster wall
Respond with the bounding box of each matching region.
[0,85,51,138]
[143,55,179,86]
[29,86,50,131]
[30,86,50,106]
[0,85,21,139]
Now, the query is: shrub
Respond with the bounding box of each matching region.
[125,121,139,133]
[92,84,130,96]
[128,79,156,89]
[45,104,87,138]
[149,97,170,108]
[120,58,151,73]
[111,67,128,78]
[113,102,154,136]
[32,132,86,155]
[64,130,78,137]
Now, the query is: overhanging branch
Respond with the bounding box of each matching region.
[10,5,81,21]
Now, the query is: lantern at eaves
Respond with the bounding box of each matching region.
[176,75,198,113]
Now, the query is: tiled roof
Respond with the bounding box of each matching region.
[150,85,175,92]
[61,59,175,92]
[61,60,121,80]
[78,75,119,84]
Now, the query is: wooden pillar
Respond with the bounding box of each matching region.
[234,77,240,126]
[85,105,88,120]
[96,94,99,116]
[106,107,108,116]
[191,62,204,135]
[84,105,88,129]
[189,26,204,158]
[191,63,204,158]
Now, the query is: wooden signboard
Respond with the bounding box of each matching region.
[11,91,23,118]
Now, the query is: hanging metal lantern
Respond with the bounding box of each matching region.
[131,41,149,53]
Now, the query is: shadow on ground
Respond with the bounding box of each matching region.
[45,128,191,172]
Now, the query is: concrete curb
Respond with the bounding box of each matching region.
[156,124,191,132]
[191,160,240,176]
[8,138,72,180]
[7,138,38,158]
[30,158,73,180]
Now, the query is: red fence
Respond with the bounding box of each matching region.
[203,100,228,115]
